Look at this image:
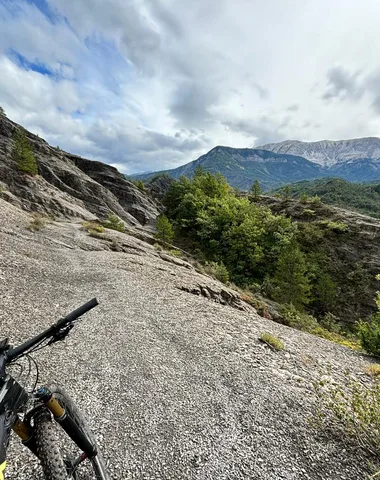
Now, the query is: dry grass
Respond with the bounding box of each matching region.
[27,213,47,232]
[365,364,380,378]
[81,221,105,234]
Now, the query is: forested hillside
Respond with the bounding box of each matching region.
[161,169,380,338]
[274,178,380,218]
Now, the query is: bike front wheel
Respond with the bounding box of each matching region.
[34,385,109,480]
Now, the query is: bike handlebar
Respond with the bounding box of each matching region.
[6,298,99,363]
[56,298,99,327]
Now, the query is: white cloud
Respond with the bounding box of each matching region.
[1,0,380,174]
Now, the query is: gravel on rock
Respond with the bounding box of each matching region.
[0,200,373,479]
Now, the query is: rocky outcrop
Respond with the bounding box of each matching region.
[71,155,159,225]
[146,174,175,201]
[0,115,159,225]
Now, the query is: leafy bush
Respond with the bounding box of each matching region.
[281,304,319,332]
[204,261,229,284]
[281,305,360,349]
[319,312,341,333]
[132,180,145,191]
[155,214,174,244]
[357,275,380,356]
[168,249,182,258]
[302,208,315,217]
[320,220,348,233]
[312,373,380,461]
[357,317,380,357]
[102,214,125,232]
[260,332,284,351]
[310,195,322,206]
[13,128,38,175]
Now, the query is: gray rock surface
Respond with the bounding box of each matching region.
[0,199,374,479]
[0,115,159,225]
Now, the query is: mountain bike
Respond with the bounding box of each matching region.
[0,298,109,479]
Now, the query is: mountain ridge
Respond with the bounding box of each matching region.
[258,137,380,167]
[134,138,380,190]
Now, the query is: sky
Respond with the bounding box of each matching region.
[2,0,380,174]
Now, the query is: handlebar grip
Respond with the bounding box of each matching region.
[57,298,99,326]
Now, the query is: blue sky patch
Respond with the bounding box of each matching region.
[24,0,59,23]
[8,49,53,76]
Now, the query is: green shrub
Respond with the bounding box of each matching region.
[300,192,309,204]
[132,180,145,191]
[168,249,182,258]
[102,213,125,232]
[204,261,229,284]
[318,220,347,232]
[155,214,174,244]
[357,317,380,357]
[310,195,322,206]
[281,304,360,349]
[281,304,319,332]
[319,312,341,333]
[302,208,315,217]
[13,128,38,175]
[259,332,284,351]
[357,275,380,356]
[311,373,380,462]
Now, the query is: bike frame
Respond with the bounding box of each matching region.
[0,298,98,479]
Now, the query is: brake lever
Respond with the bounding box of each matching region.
[47,324,74,346]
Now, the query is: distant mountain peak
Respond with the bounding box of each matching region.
[133,137,380,191]
[258,137,380,167]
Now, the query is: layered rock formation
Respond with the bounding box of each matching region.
[0,115,159,226]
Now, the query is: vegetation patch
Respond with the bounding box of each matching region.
[13,128,38,175]
[319,220,348,233]
[155,214,174,244]
[365,364,380,378]
[311,373,380,465]
[259,332,284,351]
[27,213,47,232]
[357,277,380,357]
[167,248,182,258]
[203,261,229,284]
[131,180,146,191]
[81,221,105,234]
[102,213,125,232]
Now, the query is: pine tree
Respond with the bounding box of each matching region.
[13,128,38,175]
[272,243,311,309]
[0,106,5,117]
[155,214,174,244]
[282,185,291,201]
[250,180,261,201]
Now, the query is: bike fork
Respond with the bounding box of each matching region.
[36,387,97,458]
